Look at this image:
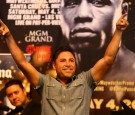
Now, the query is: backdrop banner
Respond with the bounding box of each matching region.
[0,0,135,115]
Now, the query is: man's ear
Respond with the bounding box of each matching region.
[23,88,27,96]
[122,2,128,14]
[52,62,56,70]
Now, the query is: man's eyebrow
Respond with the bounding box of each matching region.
[59,58,66,60]
[70,58,75,61]
[99,0,111,4]
[64,0,79,5]
[91,0,111,3]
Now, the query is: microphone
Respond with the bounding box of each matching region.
[0,103,10,111]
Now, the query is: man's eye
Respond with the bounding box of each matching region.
[92,0,111,7]
[15,91,19,94]
[60,59,66,62]
[70,59,75,62]
[64,0,80,8]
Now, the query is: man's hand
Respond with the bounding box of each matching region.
[116,13,129,31]
[0,19,10,38]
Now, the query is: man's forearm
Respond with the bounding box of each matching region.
[104,29,122,63]
[0,19,39,87]
[104,14,129,64]
[5,34,27,66]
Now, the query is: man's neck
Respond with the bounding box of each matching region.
[56,76,76,86]
[22,98,30,108]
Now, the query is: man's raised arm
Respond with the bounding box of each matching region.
[0,20,39,87]
[91,14,129,82]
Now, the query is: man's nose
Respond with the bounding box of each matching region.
[12,94,17,100]
[65,61,70,66]
[76,0,93,18]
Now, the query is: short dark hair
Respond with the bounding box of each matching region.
[52,46,75,63]
[5,79,24,90]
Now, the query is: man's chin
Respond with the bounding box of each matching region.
[65,74,73,77]
[14,103,21,107]
[69,36,102,51]
[70,43,101,52]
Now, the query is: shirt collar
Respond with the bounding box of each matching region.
[56,75,77,84]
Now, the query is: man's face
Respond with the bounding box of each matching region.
[6,85,27,107]
[60,0,124,50]
[53,51,76,80]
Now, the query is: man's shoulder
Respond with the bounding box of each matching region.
[22,101,41,115]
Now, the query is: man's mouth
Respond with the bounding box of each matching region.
[63,68,73,73]
[14,100,20,104]
[69,28,102,50]
[70,28,96,38]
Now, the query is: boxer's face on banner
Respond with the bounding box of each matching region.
[60,0,126,50]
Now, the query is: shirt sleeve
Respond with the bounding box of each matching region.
[79,69,98,90]
[34,72,44,95]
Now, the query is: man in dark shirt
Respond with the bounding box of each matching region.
[5,79,41,115]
